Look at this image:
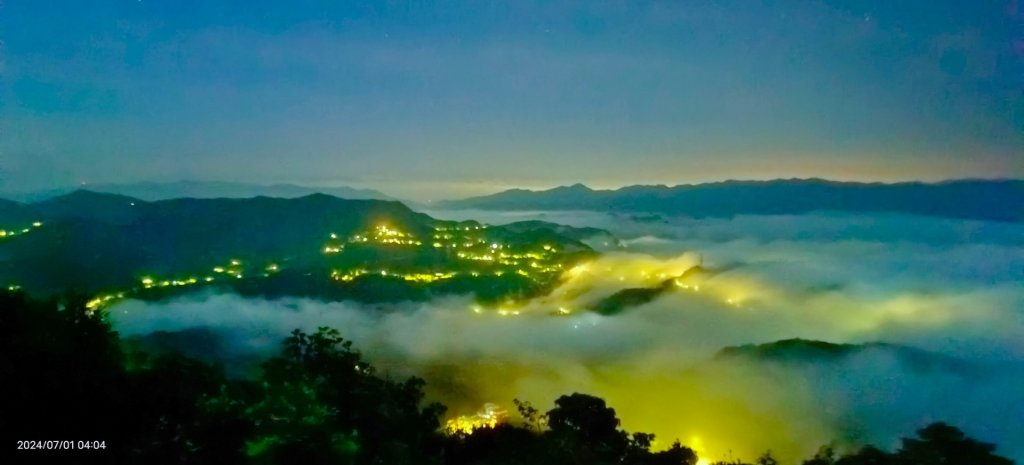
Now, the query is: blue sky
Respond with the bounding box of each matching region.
[1,0,1021,199]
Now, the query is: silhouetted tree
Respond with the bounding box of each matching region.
[712,450,778,465]
[756,451,779,465]
[896,422,1013,465]
[0,291,247,465]
[545,392,631,464]
[246,327,445,465]
[513,398,546,432]
[834,446,894,465]
[803,446,837,465]
[813,423,1016,465]
[645,440,699,465]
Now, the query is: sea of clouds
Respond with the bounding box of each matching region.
[109,211,1024,462]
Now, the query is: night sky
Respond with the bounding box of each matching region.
[2,1,1022,199]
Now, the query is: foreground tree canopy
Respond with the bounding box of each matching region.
[0,292,1015,465]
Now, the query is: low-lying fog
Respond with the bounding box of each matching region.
[110,211,1024,462]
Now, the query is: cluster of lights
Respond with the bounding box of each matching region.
[0,221,43,239]
[434,224,486,232]
[469,303,527,317]
[430,225,498,251]
[323,224,423,255]
[80,258,284,311]
[69,220,590,313]
[85,292,126,311]
[85,257,290,312]
[674,280,701,292]
[443,403,506,435]
[436,226,565,278]
[402,272,456,283]
[674,278,750,307]
[322,223,576,286]
[141,275,216,290]
[364,224,422,246]
[380,237,422,245]
[332,269,368,282]
[210,258,276,279]
[331,269,458,284]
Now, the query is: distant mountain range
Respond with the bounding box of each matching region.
[1,180,393,203]
[715,338,979,375]
[439,179,1024,222]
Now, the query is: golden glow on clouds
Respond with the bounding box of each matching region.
[109,221,1024,462]
[410,250,1017,461]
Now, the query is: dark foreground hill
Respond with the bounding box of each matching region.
[439,179,1024,222]
[715,338,978,374]
[0,191,601,305]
